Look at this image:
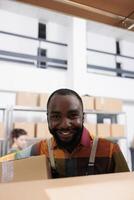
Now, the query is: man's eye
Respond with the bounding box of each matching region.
[50,115,61,120]
[69,113,80,119]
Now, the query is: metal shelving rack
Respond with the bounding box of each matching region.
[0,107,10,156]
[1,106,129,165]
[5,106,47,154]
[84,109,129,164]
[84,110,127,139]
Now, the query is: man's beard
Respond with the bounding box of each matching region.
[49,126,83,153]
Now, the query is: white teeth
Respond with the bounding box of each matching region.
[62,132,69,135]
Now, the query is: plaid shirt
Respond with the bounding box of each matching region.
[0,127,129,177]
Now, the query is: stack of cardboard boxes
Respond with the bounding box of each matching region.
[16,91,50,108]
[13,122,51,139]
[9,92,125,139]
[82,95,125,138]
[15,92,50,138]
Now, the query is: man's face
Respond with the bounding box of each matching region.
[47,94,84,148]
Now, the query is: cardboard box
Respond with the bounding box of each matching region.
[35,122,51,138]
[0,152,15,162]
[13,122,35,138]
[84,123,96,137]
[0,122,5,138]
[95,97,123,112]
[0,172,133,200]
[111,124,125,137]
[81,96,94,110]
[97,123,111,138]
[39,93,50,108]
[16,92,39,107]
[0,155,51,183]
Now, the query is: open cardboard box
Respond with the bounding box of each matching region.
[0,155,51,183]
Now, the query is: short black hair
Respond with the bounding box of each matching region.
[47,88,83,111]
[11,128,27,139]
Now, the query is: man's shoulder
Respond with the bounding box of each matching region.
[98,137,114,145]
[31,137,53,155]
[96,137,117,156]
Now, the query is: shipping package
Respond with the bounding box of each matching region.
[16,92,39,107]
[111,124,125,137]
[81,96,94,110]
[13,122,35,138]
[35,122,51,138]
[95,97,122,112]
[39,93,50,108]
[0,172,133,200]
[97,123,111,138]
[0,155,51,183]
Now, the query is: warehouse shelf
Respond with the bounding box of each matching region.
[0,106,128,159]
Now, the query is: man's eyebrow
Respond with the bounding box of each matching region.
[50,111,61,114]
[68,109,80,113]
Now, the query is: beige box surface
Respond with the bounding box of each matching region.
[0,172,133,200]
[81,96,94,110]
[0,155,51,183]
[39,93,50,108]
[36,122,51,138]
[97,123,111,138]
[84,123,96,137]
[95,97,122,112]
[14,122,35,138]
[0,122,5,138]
[111,124,125,137]
[16,92,39,107]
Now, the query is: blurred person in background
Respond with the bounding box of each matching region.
[8,128,28,153]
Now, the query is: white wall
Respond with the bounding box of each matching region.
[0,10,67,93]
[120,40,134,57]
[87,32,116,76]
[0,10,68,65]
[0,9,38,58]
[0,9,134,105]
[0,34,38,56]
[0,10,38,37]
[87,32,116,53]
[77,73,134,100]
[0,61,66,93]
[40,41,67,60]
[46,22,69,44]
[117,41,134,73]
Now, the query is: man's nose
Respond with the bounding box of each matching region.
[59,117,71,128]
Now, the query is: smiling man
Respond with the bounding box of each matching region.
[47,90,84,153]
[0,88,129,177]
